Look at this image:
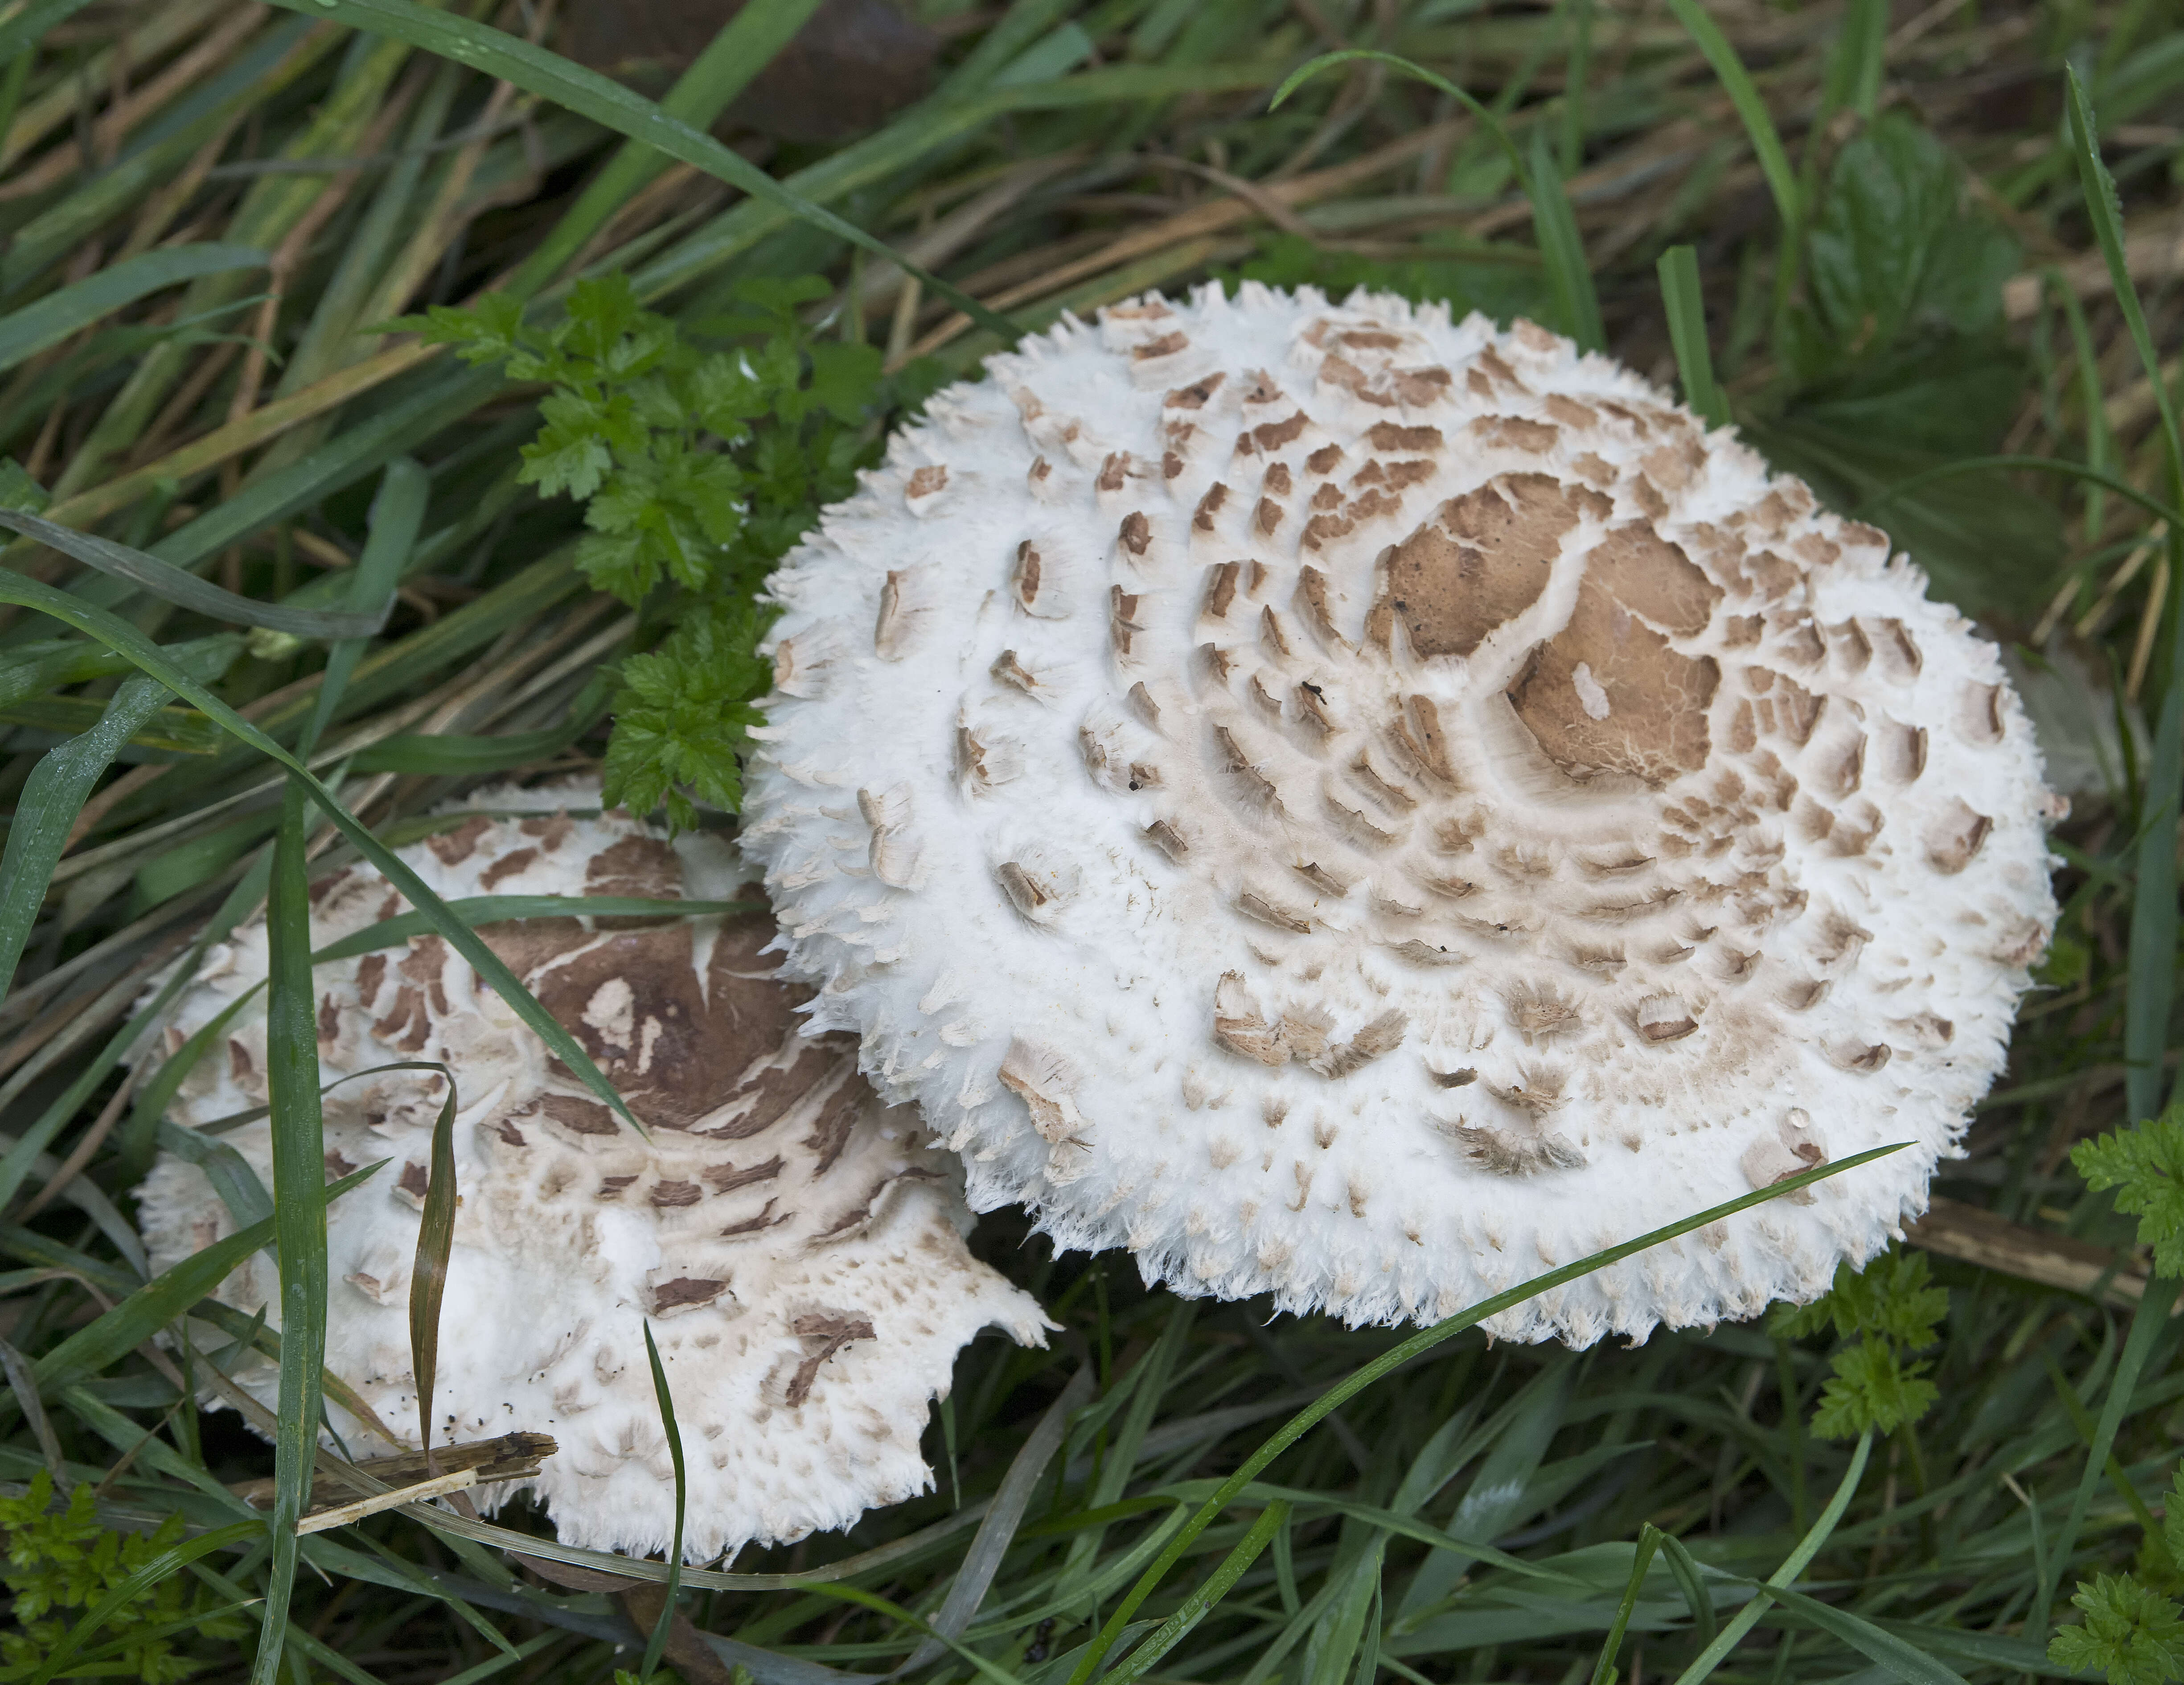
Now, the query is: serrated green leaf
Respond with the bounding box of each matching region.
[2053,1574,2184,1685]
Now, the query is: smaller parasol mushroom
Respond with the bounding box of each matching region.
[135,786,1050,1562]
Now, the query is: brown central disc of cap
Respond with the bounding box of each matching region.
[1374,472,1594,658]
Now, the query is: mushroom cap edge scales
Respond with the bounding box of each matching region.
[132,788,1052,1562]
[740,281,2062,1346]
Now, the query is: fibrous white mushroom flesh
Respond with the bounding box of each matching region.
[134,793,1050,1562]
[740,283,2061,1345]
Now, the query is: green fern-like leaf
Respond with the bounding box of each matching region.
[2052,1573,2184,1685]
[2075,1111,2184,1277]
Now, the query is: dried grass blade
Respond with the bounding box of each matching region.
[251,776,333,1685]
[410,1069,458,1472]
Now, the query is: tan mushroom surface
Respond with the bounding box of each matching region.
[741,283,2061,1344]
[135,793,1050,1561]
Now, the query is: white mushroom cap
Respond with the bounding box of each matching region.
[135,787,1050,1562]
[739,283,2061,1346]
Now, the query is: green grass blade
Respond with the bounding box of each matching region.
[2039,1274,2183,1632]
[0,569,643,1134]
[1867,455,2184,530]
[0,675,169,1005]
[1060,1146,1905,1685]
[1527,125,1603,351]
[1655,1531,1719,1647]
[1589,1525,1664,1685]
[252,777,333,1685]
[639,1320,687,1682]
[1657,244,1728,426]
[1107,1500,1291,1685]
[257,0,1019,342]
[1661,0,1800,231]
[2065,70,2184,485]
[346,720,590,775]
[314,896,760,962]
[409,1069,458,1470]
[900,1365,1098,1672]
[1272,49,1526,179]
[1665,1430,1874,1685]
[2064,70,2184,1122]
[1274,50,1598,350]
[0,1334,64,1484]
[0,0,97,68]
[25,1520,264,1685]
[1722,1577,1968,1685]
[0,244,266,374]
[508,0,826,297]
[0,507,387,638]
[1819,0,1888,124]
[147,368,501,575]
[31,1162,381,1393]
[299,457,426,760]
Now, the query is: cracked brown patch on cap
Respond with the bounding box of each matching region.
[1508,576,1721,784]
[1375,473,1589,658]
[785,1313,876,1407]
[526,907,813,1132]
[584,836,682,901]
[428,814,493,866]
[1587,523,1720,636]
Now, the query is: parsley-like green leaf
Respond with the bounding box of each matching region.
[1772,1248,1950,1346]
[2052,1573,2184,1685]
[602,600,774,830]
[2075,1111,2184,1277]
[430,269,891,824]
[0,1472,242,1683]
[1813,1339,1939,1439]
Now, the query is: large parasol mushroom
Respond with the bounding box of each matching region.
[739,283,2060,1345]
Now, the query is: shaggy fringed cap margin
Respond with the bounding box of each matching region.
[134,790,1051,1562]
[740,283,2062,1346]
